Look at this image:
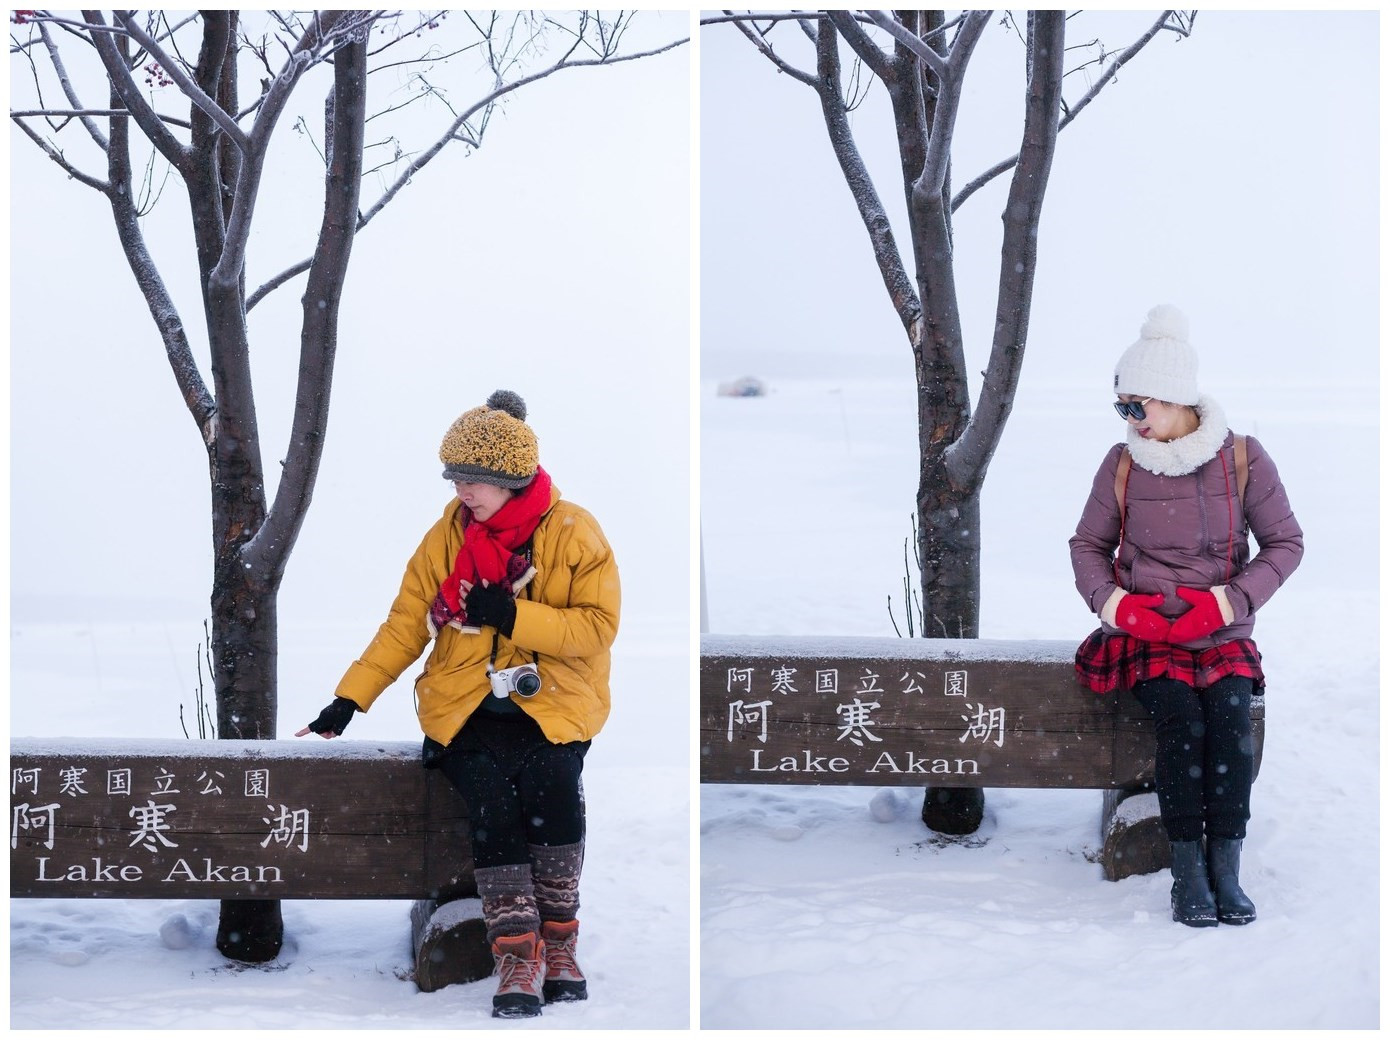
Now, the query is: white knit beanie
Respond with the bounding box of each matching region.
[1113,304,1200,405]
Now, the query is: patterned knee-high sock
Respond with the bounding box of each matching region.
[474,862,541,945]
[529,841,584,923]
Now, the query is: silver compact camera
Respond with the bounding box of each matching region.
[488,663,542,699]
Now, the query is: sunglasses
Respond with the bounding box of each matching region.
[1113,397,1154,421]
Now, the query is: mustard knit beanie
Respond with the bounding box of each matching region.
[439,389,539,488]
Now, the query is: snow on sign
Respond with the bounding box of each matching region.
[700,635,1264,789]
[9,738,474,900]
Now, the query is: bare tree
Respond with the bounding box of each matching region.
[10,8,685,963]
[712,9,1195,833]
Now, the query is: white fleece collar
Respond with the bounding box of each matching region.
[1125,395,1228,477]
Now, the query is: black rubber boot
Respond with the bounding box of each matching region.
[1207,838,1257,925]
[1169,840,1218,927]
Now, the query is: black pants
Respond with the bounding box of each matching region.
[1132,674,1255,842]
[434,709,589,869]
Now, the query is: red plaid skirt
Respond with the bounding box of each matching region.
[1074,628,1264,695]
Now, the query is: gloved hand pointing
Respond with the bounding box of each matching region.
[296,697,358,739]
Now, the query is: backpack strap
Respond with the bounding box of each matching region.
[1112,447,1133,586]
[1113,447,1132,513]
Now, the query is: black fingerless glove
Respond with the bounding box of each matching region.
[465,582,517,637]
[306,697,358,736]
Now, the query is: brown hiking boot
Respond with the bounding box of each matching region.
[491,932,546,1018]
[540,919,588,1003]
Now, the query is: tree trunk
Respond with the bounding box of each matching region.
[216,897,285,965]
[210,566,278,741]
[916,460,985,835]
[203,25,369,963]
[915,481,980,641]
[211,539,282,962]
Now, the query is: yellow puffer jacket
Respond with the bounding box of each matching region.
[333,486,619,746]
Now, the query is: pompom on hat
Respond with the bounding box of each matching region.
[439,390,539,488]
[1113,304,1200,406]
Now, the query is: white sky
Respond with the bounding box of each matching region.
[701,9,1380,414]
[7,11,694,632]
[5,10,1382,633]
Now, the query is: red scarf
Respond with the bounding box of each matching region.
[428,467,552,635]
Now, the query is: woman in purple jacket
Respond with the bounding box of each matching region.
[1070,305,1303,928]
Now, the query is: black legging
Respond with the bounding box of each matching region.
[1132,674,1255,842]
[435,713,588,869]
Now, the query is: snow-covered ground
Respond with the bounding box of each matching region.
[9,612,689,1029]
[699,364,1379,1030]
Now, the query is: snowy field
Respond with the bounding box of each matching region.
[9,612,690,1030]
[699,362,1379,1031]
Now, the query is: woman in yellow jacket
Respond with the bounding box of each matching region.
[299,390,619,1019]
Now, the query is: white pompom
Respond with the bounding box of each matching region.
[1140,303,1189,342]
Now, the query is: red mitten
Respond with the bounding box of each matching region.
[1168,586,1228,644]
[1114,593,1171,642]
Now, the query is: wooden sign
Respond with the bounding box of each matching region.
[700,635,1263,789]
[10,737,474,900]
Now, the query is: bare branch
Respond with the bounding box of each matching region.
[114,11,250,151]
[212,12,379,292]
[367,39,489,80]
[361,10,455,60]
[914,10,990,201]
[864,9,946,78]
[248,33,370,583]
[727,13,819,87]
[80,9,191,169]
[11,107,193,128]
[825,10,892,82]
[949,11,1066,490]
[104,87,215,441]
[700,11,883,28]
[952,10,1190,211]
[9,115,109,191]
[248,28,690,309]
[1055,11,1189,131]
[245,260,312,311]
[812,18,919,339]
[546,9,637,62]
[134,146,176,217]
[36,19,108,150]
[156,12,201,45]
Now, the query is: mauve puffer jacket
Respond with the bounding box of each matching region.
[1070,431,1303,648]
